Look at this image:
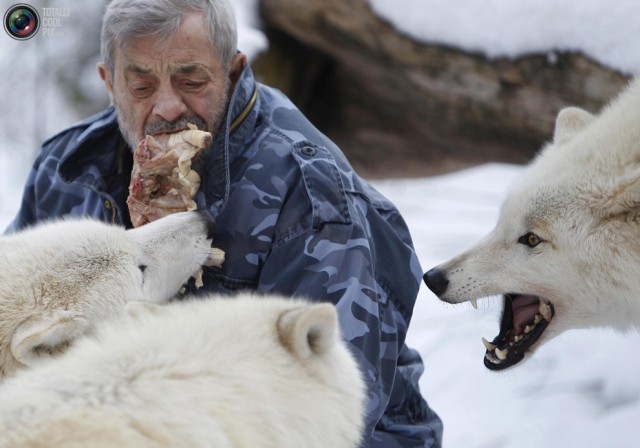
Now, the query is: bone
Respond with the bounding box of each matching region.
[194,269,204,288]
[203,248,225,268]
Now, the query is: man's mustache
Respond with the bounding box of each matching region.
[145,116,208,135]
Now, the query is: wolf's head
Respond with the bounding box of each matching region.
[116,295,366,448]
[424,77,640,370]
[0,210,216,379]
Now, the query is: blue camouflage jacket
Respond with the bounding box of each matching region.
[7,65,443,447]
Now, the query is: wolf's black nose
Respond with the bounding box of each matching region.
[423,268,449,296]
[196,208,217,240]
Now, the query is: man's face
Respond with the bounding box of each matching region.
[98,13,245,149]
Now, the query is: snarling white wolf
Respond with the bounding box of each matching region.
[424,77,640,370]
[0,210,218,379]
[0,294,365,448]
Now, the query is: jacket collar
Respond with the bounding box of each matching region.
[200,63,259,215]
[58,65,259,214]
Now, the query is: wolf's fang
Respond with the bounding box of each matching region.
[482,337,496,350]
[495,347,509,360]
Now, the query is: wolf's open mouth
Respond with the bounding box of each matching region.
[482,294,555,370]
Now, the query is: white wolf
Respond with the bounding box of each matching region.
[0,294,365,448]
[0,210,217,379]
[424,77,640,370]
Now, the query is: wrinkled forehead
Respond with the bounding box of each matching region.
[114,13,221,73]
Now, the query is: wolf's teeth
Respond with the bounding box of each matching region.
[524,325,533,334]
[495,347,509,361]
[482,337,496,351]
[514,335,523,343]
[539,301,553,320]
[470,299,478,310]
[534,314,542,324]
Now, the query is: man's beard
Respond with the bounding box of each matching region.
[114,82,230,152]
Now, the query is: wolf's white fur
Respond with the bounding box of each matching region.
[428,77,640,361]
[0,295,365,448]
[0,211,214,379]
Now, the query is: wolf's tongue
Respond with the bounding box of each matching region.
[511,295,540,334]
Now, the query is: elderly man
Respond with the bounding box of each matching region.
[7,0,443,446]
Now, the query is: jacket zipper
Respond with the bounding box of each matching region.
[104,200,118,224]
[230,85,258,134]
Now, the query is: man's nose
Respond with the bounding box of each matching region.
[152,84,188,123]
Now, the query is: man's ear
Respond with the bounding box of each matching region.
[97,62,116,105]
[11,311,88,367]
[228,52,248,92]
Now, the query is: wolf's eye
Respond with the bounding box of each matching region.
[518,232,543,248]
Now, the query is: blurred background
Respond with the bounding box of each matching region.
[0,0,633,182]
[1,1,639,446]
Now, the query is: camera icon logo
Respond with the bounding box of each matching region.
[4,4,40,40]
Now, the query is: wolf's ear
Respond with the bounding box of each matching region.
[606,171,640,218]
[125,301,163,320]
[553,106,595,144]
[11,310,88,367]
[277,303,337,359]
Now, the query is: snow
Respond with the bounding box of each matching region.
[2,1,640,447]
[367,0,640,74]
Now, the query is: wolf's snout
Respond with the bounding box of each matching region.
[423,268,449,296]
[196,209,216,240]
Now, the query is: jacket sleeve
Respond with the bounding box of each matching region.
[4,150,47,234]
[255,145,443,446]
[5,125,87,234]
[4,108,123,235]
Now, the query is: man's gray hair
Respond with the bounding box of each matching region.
[101,0,238,73]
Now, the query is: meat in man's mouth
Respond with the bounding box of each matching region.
[127,123,212,228]
[127,124,225,289]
